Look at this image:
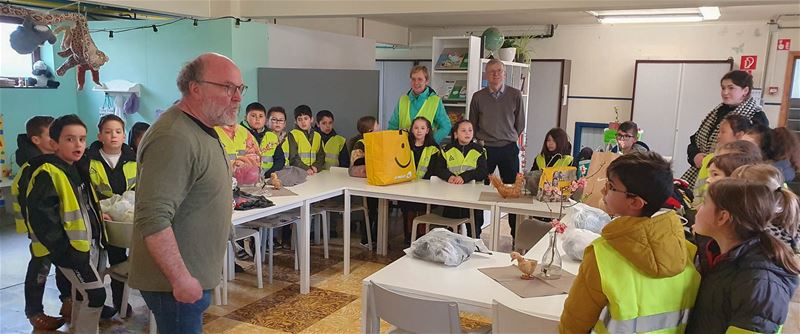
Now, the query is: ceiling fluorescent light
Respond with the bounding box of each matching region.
[589,7,720,24]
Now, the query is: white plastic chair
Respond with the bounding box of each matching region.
[491,300,559,334]
[227,227,263,288]
[242,210,301,284]
[103,220,157,333]
[411,177,477,242]
[369,282,490,334]
[311,195,373,257]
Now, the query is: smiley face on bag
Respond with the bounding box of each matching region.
[394,141,412,168]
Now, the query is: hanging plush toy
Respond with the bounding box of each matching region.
[54,14,108,90]
[9,16,56,54]
[0,5,109,90]
[25,60,60,88]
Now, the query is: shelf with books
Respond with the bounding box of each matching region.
[431,36,481,121]
[432,69,468,74]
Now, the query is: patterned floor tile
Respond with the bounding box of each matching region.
[298,298,393,334]
[225,284,357,333]
[205,276,292,317]
[204,317,291,334]
[313,261,385,296]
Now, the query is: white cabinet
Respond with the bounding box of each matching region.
[631,60,732,177]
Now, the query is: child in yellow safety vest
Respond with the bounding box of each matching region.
[432,120,487,239]
[285,105,325,175]
[560,152,700,334]
[25,115,109,334]
[241,102,285,176]
[12,115,73,330]
[531,127,573,172]
[400,117,445,244]
[80,114,138,317]
[314,110,349,169]
[214,123,261,173]
[348,116,379,248]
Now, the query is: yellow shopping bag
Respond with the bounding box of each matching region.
[364,130,416,186]
[537,166,577,202]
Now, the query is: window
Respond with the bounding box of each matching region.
[0,18,41,79]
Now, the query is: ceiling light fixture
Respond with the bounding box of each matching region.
[588,7,720,24]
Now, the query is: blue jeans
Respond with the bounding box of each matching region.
[141,289,212,333]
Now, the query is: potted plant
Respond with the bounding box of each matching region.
[499,38,516,62]
[513,36,533,64]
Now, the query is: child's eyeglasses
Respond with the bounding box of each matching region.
[270,118,286,123]
[615,133,635,140]
[602,178,648,204]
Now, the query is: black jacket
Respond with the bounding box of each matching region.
[81,141,137,198]
[432,141,487,183]
[25,154,103,268]
[15,134,42,167]
[687,237,798,333]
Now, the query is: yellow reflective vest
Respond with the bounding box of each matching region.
[290,129,322,166]
[413,145,439,179]
[259,131,280,171]
[26,163,101,257]
[215,125,249,163]
[398,94,440,130]
[444,146,482,176]
[89,159,137,199]
[591,237,701,334]
[535,154,574,170]
[11,163,31,234]
[322,134,346,169]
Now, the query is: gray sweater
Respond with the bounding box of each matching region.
[129,107,233,291]
[469,85,525,147]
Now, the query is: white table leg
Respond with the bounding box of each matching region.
[300,202,311,294]
[491,206,501,251]
[344,189,351,275]
[361,281,379,334]
[378,199,389,256]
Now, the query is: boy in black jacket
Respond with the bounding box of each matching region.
[25,115,107,333]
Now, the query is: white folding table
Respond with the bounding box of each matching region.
[360,232,581,333]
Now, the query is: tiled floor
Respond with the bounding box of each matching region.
[0,212,508,334]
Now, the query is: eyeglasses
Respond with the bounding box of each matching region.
[270,118,286,123]
[197,80,247,96]
[603,179,648,203]
[615,133,635,140]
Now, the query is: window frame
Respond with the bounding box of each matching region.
[0,15,43,86]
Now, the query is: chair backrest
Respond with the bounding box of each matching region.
[370,282,462,334]
[492,300,559,334]
[105,220,133,248]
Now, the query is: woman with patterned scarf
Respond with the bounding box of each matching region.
[683,70,768,185]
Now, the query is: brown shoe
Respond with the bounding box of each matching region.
[59,298,73,320]
[28,313,66,330]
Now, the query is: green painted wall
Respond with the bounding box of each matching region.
[1,19,270,174]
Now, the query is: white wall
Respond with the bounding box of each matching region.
[274,18,409,45]
[265,24,375,70]
[387,21,800,138]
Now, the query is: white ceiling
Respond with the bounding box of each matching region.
[360,4,800,27]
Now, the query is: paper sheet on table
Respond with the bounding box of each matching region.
[239,186,298,197]
[478,191,538,204]
[478,265,575,298]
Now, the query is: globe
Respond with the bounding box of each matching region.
[482,27,504,52]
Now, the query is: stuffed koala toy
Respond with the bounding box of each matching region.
[26,61,60,88]
[9,17,56,55]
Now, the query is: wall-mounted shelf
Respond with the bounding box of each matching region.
[93,79,141,96]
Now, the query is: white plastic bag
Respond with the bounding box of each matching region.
[562,203,611,234]
[100,191,135,222]
[404,228,490,266]
[562,228,600,261]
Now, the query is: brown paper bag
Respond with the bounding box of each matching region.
[582,152,618,209]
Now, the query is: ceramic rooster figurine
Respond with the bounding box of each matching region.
[490,173,524,198]
[510,251,537,280]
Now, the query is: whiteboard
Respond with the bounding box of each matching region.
[632,61,732,177]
